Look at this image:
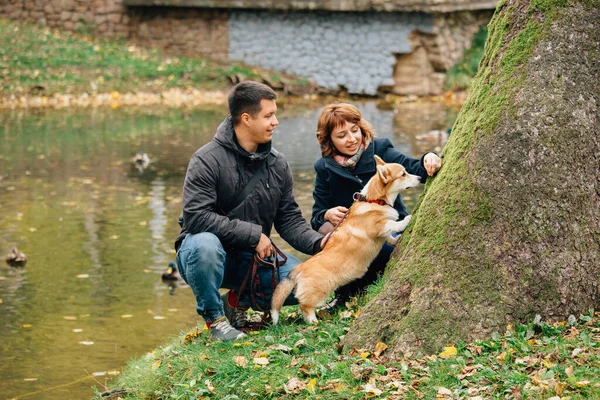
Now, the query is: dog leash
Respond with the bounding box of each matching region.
[236,242,287,313]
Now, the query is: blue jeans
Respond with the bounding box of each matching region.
[176,232,302,323]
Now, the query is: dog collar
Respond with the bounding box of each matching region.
[353,192,389,206]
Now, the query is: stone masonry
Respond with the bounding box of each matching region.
[0,0,496,95]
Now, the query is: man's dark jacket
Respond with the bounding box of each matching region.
[311,137,429,231]
[176,116,323,254]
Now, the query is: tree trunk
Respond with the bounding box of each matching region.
[343,0,600,357]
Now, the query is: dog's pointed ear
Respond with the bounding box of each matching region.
[374,155,385,166]
[377,165,390,184]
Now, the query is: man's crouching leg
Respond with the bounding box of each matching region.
[176,232,246,341]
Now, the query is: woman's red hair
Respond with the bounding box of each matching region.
[316,103,375,157]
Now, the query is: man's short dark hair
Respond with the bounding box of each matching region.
[228,81,277,126]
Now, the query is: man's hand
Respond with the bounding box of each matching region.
[324,206,348,226]
[320,232,332,249]
[255,233,273,259]
[423,153,442,176]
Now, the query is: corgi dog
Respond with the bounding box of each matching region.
[271,155,422,324]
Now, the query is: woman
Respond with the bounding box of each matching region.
[311,103,442,310]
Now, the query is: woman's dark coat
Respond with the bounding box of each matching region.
[311,137,429,231]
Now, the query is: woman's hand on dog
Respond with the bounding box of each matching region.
[325,206,348,226]
[423,153,442,176]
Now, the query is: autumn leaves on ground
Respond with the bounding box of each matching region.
[108,284,600,399]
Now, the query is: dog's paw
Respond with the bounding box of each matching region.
[386,235,399,246]
[403,215,412,224]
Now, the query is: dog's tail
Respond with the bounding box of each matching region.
[270,275,297,325]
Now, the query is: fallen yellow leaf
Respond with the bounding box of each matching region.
[151,360,161,370]
[439,346,457,358]
[496,351,507,362]
[307,378,317,393]
[555,381,566,396]
[373,342,388,357]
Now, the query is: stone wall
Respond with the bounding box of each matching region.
[1,0,129,37]
[123,0,498,13]
[229,11,434,95]
[0,0,495,96]
[391,10,493,95]
[128,7,229,59]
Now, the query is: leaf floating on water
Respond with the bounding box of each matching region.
[63,316,77,320]
[109,235,119,240]
[139,221,147,226]
[92,371,107,377]
[0,299,3,304]
[121,314,133,319]
[153,316,165,320]
[107,371,120,376]
[23,378,38,382]
[73,329,83,333]
[167,308,178,312]
[29,227,37,232]
[79,341,94,345]
[76,274,89,279]
[143,269,152,273]
[22,324,32,328]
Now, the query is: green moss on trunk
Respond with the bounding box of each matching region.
[343,0,600,356]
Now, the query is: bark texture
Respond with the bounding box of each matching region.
[343,0,600,356]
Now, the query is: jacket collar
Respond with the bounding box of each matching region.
[323,140,376,177]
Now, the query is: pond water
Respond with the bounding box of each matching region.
[0,99,457,399]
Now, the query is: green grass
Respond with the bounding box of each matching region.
[444,24,488,91]
[107,286,600,399]
[0,19,305,96]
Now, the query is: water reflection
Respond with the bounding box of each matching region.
[0,100,457,399]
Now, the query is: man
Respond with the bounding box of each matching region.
[175,81,325,340]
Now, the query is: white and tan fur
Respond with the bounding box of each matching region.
[271,155,422,324]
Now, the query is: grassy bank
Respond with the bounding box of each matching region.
[0,19,306,99]
[107,281,600,399]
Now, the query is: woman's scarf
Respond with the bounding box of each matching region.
[332,139,370,171]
